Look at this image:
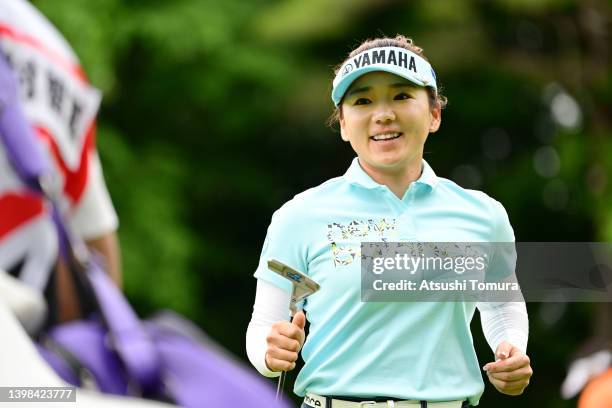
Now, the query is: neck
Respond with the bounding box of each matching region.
[358,158,423,199]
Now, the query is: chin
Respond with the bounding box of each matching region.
[372,156,405,167]
[371,161,405,172]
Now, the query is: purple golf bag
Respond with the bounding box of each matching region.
[0,53,290,407]
[34,259,288,407]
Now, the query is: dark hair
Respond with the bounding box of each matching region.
[327,35,448,127]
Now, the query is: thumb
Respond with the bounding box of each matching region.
[495,341,512,360]
[292,310,306,330]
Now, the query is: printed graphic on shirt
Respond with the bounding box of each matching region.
[326,218,396,266]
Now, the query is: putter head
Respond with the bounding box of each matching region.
[267,259,320,315]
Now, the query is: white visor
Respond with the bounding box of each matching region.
[331,46,437,106]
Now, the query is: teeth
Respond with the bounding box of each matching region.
[372,132,400,141]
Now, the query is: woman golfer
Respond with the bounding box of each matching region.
[247,35,532,407]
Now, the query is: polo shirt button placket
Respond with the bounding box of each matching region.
[379,185,404,215]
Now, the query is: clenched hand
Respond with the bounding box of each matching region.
[484,341,533,396]
[265,310,306,372]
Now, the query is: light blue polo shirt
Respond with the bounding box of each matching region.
[254,158,515,406]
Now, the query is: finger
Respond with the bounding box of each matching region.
[266,346,299,364]
[487,366,533,382]
[293,310,306,329]
[266,333,302,352]
[265,355,297,372]
[270,321,297,338]
[487,370,531,386]
[278,322,306,344]
[484,354,530,373]
[496,386,527,396]
[495,341,513,360]
[496,383,528,396]
[488,373,530,392]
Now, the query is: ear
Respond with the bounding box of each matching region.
[339,114,350,142]
[429,103,441,133]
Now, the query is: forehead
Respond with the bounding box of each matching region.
[348,71,418,91]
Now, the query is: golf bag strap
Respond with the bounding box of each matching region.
[85,257,161,394]
[0,54,48,191]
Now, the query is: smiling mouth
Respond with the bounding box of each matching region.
[370,132,403,141]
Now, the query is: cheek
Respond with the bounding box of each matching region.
[345,112,370,134]
[400,109,431,133]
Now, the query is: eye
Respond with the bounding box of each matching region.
[394,92,412,100]
[353,97,371,105]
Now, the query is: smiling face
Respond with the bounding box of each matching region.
[339,71,441,178]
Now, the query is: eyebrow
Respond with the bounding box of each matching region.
[345,82,416,98]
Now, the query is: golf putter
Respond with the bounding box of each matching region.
[267,259,320,402]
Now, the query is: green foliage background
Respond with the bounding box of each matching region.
[31,0,611,406]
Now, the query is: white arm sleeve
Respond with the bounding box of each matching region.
[246,279,291,378]
[69,151,119,240]
[477,301,529,354]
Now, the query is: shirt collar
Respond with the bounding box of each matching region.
[344,157,439,192]
[418,159,439,190]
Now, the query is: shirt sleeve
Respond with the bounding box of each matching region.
[69,151,119,240]
[486,198,517,282]
[253,203,309,292]
[246,279,291,377]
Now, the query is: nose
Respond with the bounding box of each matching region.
[372,104,395,124]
